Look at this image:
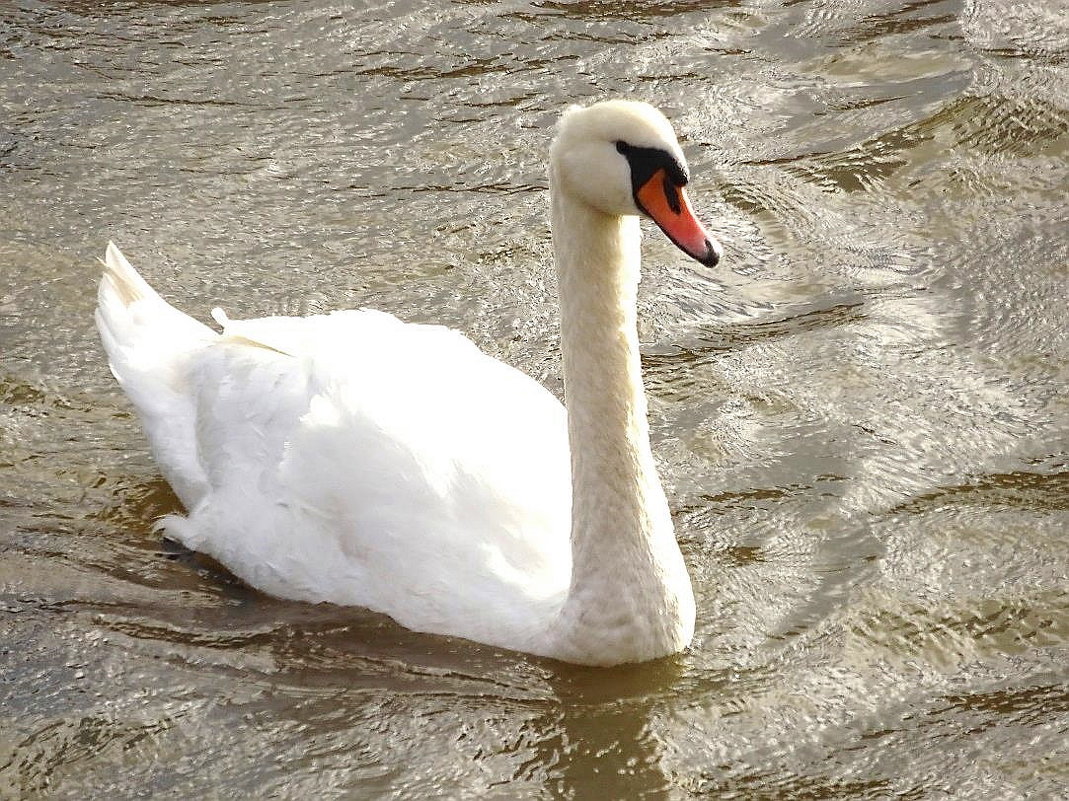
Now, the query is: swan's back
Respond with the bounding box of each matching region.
[97,246,572,648]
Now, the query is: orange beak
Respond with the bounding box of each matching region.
[635,169,721,267]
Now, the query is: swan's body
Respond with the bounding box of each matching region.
[96,100,722,665]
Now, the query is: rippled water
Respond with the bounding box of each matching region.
[2,0,1067,797]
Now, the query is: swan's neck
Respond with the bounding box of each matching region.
[549,186,695,665]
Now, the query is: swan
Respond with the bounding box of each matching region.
[96,100,723,666]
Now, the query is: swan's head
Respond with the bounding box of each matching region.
[551,99,722,267]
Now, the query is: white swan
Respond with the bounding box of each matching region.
[96,100,723,666]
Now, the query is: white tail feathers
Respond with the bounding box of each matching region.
[95,243,216,383]
[99,241,160,307]
[95,242,216,508]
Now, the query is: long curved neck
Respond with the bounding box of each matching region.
[548,180,695,665]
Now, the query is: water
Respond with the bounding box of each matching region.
[1,0,1067,797]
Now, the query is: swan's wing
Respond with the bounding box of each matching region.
[170,309,572,637]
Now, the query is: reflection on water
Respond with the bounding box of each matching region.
[2,0,1067,797]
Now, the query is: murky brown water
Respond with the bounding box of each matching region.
[2,0,1067,797]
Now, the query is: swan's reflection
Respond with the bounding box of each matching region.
[515,657,686,798]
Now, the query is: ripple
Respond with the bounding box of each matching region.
[962,0,1069,64]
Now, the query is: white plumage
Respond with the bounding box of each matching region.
[97,100,722,665]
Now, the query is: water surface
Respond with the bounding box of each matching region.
[2,0,1067,797]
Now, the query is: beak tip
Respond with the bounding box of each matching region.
[699,238,722,267]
